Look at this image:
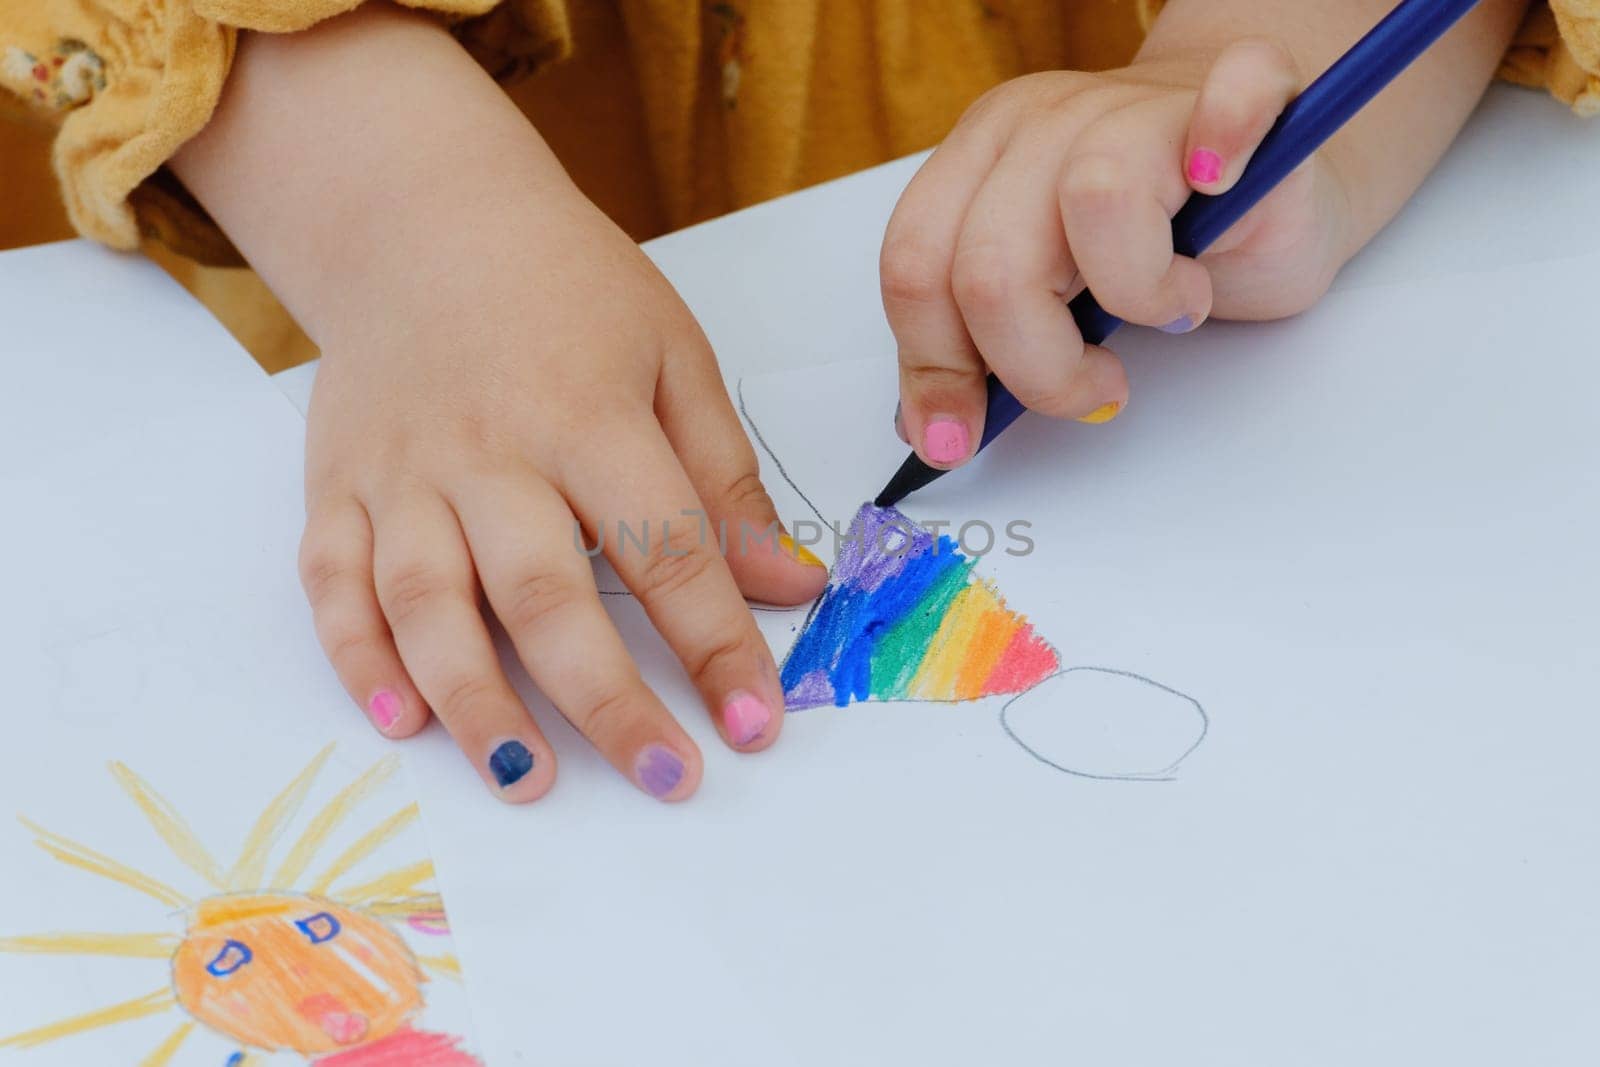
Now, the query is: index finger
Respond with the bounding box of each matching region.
[557,422,788,755]
[878,116,1005,468]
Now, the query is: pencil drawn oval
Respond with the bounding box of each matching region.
[999,667,1208,781]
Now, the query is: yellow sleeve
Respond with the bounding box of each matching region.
[1503,0,1600,115]
[0,0,570,264]
[1135,1,1599,117]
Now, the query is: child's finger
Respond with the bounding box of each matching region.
[298,499,428,738]
[451,471,706,798]
[653,331,829,606]
[1058,103,1213,332]
[951,130,1129,421]
[369,489,557,804]
[879,119,1005,468]
[562,421,790,756]
[1184,37,1299,193]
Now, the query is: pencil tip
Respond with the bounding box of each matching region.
[875,451,944,511]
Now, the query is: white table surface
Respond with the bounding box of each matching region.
[4,80,1597,1067]
[273,83,1600,413]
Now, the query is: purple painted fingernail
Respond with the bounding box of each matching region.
[1159,315,1197,334]
[636,745,686,798]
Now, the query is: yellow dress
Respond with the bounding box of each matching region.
[2,0,1596,371]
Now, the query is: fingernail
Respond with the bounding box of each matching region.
[368,689,403,731]
[1159,314,1197,334]
[1186,148,1223,185]
[488,740,534,789]
[923,417,970,465]
[1075,402,1122,425]
[778,532,826,569]
[636,745,686,799]
[722,691,773,746]
[893,401,907,443]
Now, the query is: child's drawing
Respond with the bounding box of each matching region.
[781,503,1060,708]
[0,745,479,1065]
[738,382,1209,781]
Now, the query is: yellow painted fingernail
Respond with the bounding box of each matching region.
[1075,402,1122,425]
[778,533,826,569]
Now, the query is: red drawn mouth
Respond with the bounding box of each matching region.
[298,994,370,1045]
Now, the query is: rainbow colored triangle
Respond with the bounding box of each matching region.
[782,504,1060,709]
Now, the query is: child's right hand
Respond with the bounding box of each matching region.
[879,42,1353,465]
[880,0,1530,465]
[172,2,827,803]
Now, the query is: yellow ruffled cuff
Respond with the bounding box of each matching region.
[1504,0,1600,116]
[0,0,569,263]
[1136,0,1600,118]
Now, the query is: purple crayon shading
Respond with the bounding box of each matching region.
[830,505,935,593]
[787,670,835,709]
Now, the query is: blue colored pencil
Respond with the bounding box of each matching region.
[875,0,1485,508]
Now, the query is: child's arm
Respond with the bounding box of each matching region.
[171,3,827,802]
[882,0,1531,467]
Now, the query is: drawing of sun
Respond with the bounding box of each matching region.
[0,745,479,1066]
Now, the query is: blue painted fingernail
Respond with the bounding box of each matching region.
[1159,315,1197,334]
[636,744,685,799]
[488,740,534,788]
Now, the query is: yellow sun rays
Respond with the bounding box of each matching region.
[363,892,445,919]
[417,953,463,979]
[138,1020,196,1067]
[111,760,228,890]
[0,932,178,957]
[226,744,335,891]
[19,817,190,908]
[0,743,449,1054]
[307,801,420,897]
[272,754,398,889]
[338,858,438,908]
[0,989,177,1049]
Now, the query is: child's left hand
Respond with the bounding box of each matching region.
[880,40,1354,463]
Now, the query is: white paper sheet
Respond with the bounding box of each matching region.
[5,235,1598,1066]
[411,251,1600,1066]
[0,243,481,1065]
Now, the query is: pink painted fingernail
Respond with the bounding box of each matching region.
[1187,148,1223,185]
[923,417,970,465]
[722,691,773,746]
[368,689,403,731]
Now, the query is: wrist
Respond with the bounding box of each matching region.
[171,1,583,350]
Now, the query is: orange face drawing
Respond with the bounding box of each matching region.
[172,893,424,1054]
[0,746,478,1065]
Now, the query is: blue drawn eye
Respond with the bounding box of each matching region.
[295,912,342,944]
[206,939,252,977]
